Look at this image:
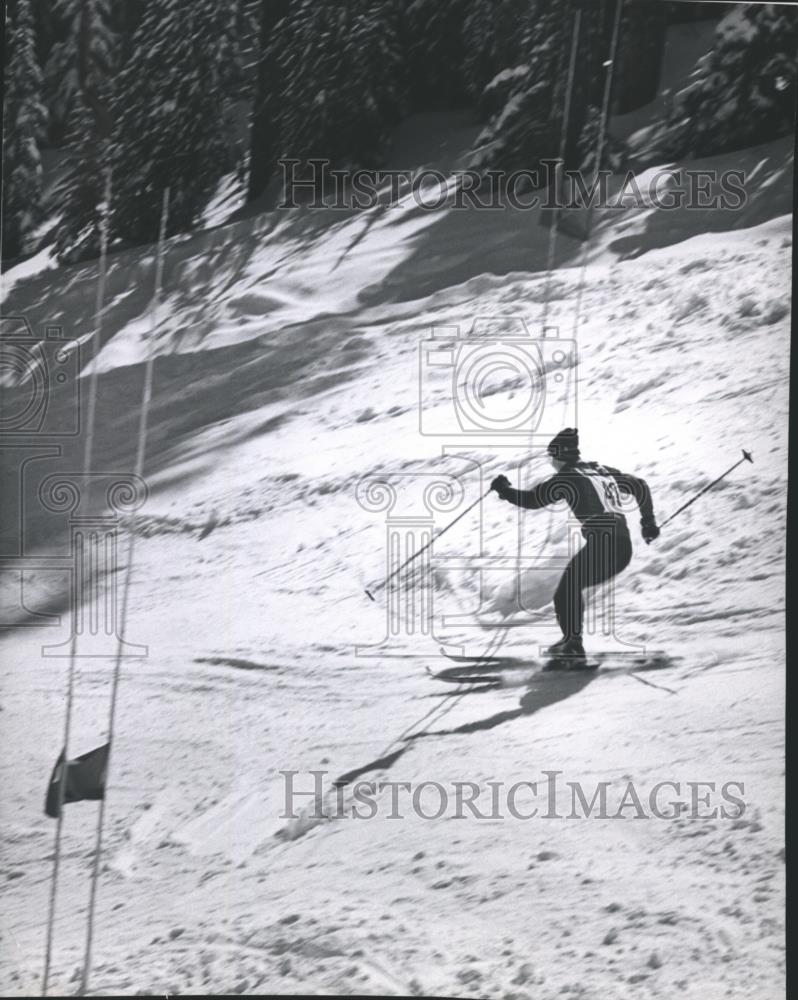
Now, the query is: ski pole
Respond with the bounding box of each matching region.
[659,449,753,530]
[365,487,493,601]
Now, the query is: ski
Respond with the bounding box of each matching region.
[426,658,599,685]
[542,657,601,672]
[428,649,683,684]
[425,667,504,686]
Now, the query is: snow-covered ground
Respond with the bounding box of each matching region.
[0,114,789,997]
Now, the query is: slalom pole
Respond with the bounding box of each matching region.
[79,187,171,998]
[365,487,493,602]
[659,449,753,531]
[42,166,112,998]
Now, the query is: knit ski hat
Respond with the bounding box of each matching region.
[547,427,580,464]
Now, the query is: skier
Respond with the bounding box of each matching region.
[491,428,660,666]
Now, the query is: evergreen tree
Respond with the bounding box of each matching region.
[467,0,624,175]
[53,96,110,263]
[248,0,290,201]
[2,0,48,260]
[29,0,61,75]
[467,0,566,173]
[399,0,471,111]
[45,0,119,262]
[577,104,630,173]
[267,0,403,174]
[679,5,795,156]
[217,0,249,98]
[461,0,531,100]
[109,0,241,246]
[639,4,797,161]
[44,0,119,141]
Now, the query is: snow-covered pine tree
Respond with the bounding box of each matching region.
[44,0,119,141]
[641,4,798,161]
[46,0,119,262]
[466,0,564,174]
[29,0,60,76]
[217,0,249,99]
[247,0,290,202]
[467,0,625,176]
[53,95,110,263]
[398,0,471,110]
[2,0,48,261]
[109,0,241,246]
[681,4,797,154]
[270,0,403,174]
[577,104,630,173]
[461,0,531,102]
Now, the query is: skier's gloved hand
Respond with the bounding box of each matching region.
[491,474,512,497]
[641,518,660,544]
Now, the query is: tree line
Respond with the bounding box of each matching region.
[3,0,795,264]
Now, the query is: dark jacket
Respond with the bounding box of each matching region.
[497,461,655,531]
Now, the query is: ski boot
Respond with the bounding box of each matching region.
[544,637,596,671]
[546,636,576,657]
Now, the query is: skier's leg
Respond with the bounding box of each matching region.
[553,567,569,637]
[583,523,633,590]
[549,522,632,663]
[553,550,585,640]
[578,523,633,631]
[564,524,631,640]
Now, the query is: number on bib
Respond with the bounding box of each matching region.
[587,470,623,512]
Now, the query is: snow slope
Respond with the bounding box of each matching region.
[0,123,789,997]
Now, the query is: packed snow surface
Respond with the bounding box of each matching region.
[0,125,789,997]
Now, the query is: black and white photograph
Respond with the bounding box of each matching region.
[0,0,792,995]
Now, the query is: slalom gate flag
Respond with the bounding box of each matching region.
[44,743,110,819]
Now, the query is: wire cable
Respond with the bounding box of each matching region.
[571,0,625,341]
[78,187,171,997]
[42,166,112,998]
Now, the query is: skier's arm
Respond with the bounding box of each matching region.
[490,474,562,510]
[607,467,660,541]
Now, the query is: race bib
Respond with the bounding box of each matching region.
[585,467,623,513]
